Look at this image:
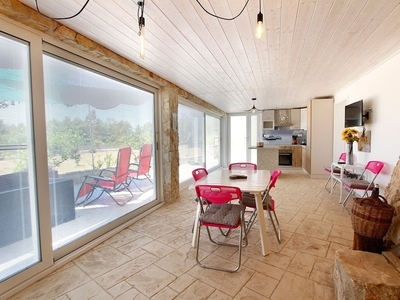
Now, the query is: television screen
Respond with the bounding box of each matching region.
[345,100,363,127]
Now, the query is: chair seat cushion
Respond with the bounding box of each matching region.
[324,166,341,173]
[241,192,273,210]
[200,204,241,227]
[341,178,374,189]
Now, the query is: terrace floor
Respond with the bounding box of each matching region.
[10,168,354,299]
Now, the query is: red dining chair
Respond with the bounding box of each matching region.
[192,168,208,181]
[228,162,257,170]
[341,161,385,213]
[194,184,247,272]
[241,169,282,243]
[323,152,346,191]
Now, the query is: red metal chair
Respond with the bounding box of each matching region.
[228,162,257,170]
[341,161,385,213]
[194,184,247,272]
[75,146,133,206]
[323,152,346,191]
[192,168,208,181]
[241,169,282,243]
[128,143,153,191]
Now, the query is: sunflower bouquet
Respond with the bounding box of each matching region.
[341,128,359,143]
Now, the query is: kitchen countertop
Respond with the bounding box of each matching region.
[249,145,303,149]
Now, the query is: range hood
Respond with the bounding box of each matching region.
[274,109,292,127]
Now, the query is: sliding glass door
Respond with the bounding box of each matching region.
[43,52,158,254]
[0,26,160,290]
[0,32,41,282]
[178,103,221,183]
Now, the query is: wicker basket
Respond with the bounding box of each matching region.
[351,195,395,239]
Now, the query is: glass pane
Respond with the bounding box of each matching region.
[43,54,156,251]
[178,104,204,182]
[0,33,40,281]
[205,115,220,169]
[250,114,258,164]
[230,115,247,162]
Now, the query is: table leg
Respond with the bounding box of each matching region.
[254,192,269,256]
[339,167,344,204]
[330,163,334,194]
[191,200,201,248]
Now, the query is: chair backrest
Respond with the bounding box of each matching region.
[268,169,282,190]
[114,146,132,184]
[136,143,153,176]
[195,185,242,204]
[192,168,208,181]
[365,160,384,175]
[228,162,257,170]
[338,152,346,162]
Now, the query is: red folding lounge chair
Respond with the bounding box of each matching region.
[75,146,133,206]
[128,143,153,192]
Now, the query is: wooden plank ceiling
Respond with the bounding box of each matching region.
[19,0,400,113]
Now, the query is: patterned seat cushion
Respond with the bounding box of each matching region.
[324,166,341,173]
[341,178,374,189]
[200,204,241,227]
[241,192,272,210]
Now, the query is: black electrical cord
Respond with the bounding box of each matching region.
[195,0,250,21]
[35,0,90,20]
[137,0,145,33]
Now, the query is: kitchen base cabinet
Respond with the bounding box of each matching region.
[292,146,302,167]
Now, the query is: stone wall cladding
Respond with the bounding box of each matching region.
[0,0,224,203]
[385,156,400,245]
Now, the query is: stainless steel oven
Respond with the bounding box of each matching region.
[279,150,292,166]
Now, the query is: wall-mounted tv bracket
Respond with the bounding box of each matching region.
[363,108,372,120]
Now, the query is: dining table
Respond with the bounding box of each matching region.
[189,168,271,256]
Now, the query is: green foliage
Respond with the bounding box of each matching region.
[2,107,154,171]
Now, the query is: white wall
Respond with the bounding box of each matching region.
[334,51,400,194]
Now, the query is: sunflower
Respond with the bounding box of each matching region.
[341,128,359,143]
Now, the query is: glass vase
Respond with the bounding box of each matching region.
[346,142,354,165]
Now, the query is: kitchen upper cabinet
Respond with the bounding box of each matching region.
[304,98,333,178]
[300,108,307,130]
[262,110,274,129]
[290,109,301,129]
[262,110,274,120]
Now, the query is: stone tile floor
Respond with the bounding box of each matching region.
[10,169,354,299]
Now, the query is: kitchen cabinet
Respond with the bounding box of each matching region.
[262,110,274,129]
[290,109,301,129]
[302,146,308,170]
[300,108,307,130]
[304,98,333,178]
[292,146,302,167]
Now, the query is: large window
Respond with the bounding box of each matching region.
[0,33,40,281]
[0,20,160,296]
[43,53,157,251]
[178,103,221,182]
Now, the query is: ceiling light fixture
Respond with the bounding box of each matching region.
[137,0,146,59]
[246,98,264,114]
[255,0,264,39]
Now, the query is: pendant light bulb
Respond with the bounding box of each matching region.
[139,22,145,59]
[255,12,264,39]
[252,106,257,114]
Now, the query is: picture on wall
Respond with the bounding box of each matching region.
[358,130,371,152]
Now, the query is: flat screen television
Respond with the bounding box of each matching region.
[345,100,363,127]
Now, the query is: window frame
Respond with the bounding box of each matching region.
[178,98,223,189]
